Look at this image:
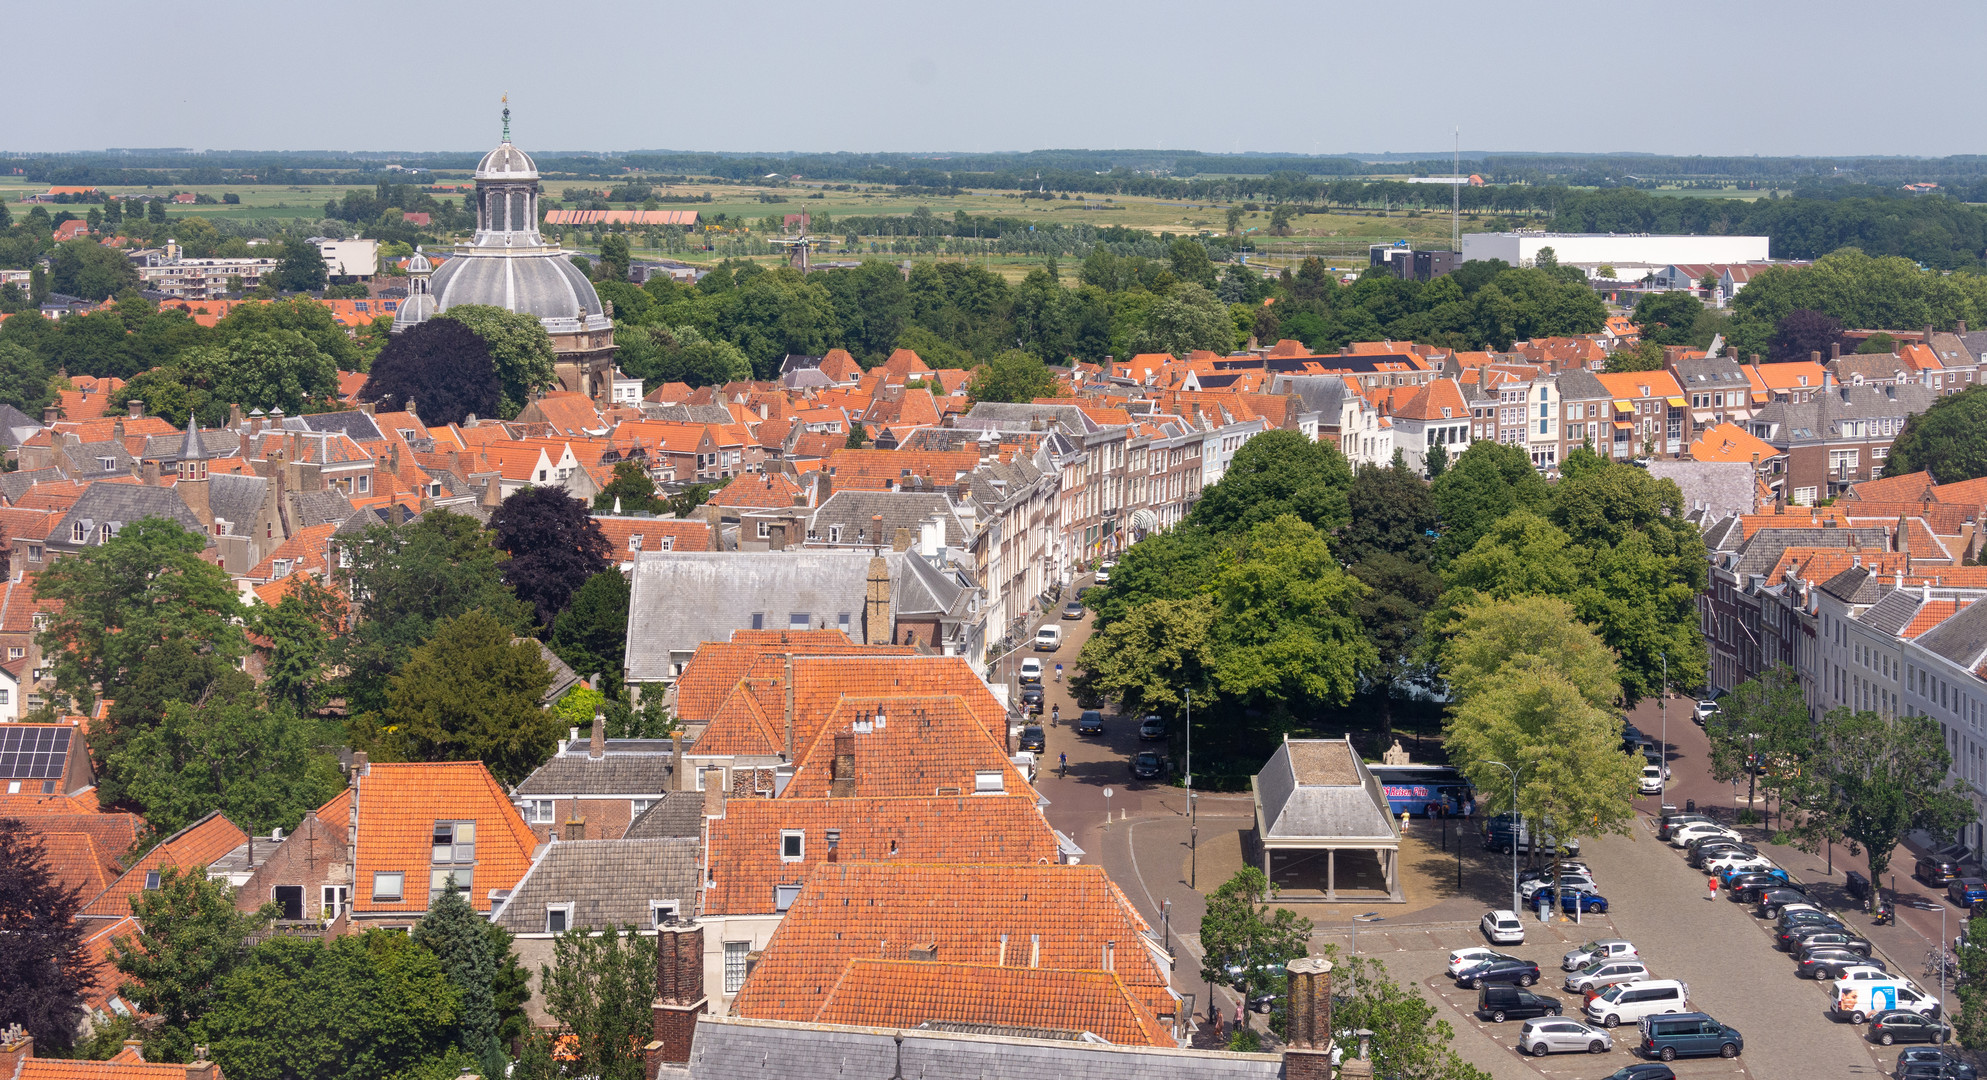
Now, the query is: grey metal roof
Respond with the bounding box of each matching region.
[207,474,268,535]
[896,552,970,619]
[1645,461,1758,522]
[624,551,899,682]
[513,744,673,797]
[52,482,208,548]
[179,415,208,461]
[294,411,384,442]
[489,837,699,934]
[686,1016,1282,1080]
[1914,598,1987,668]
[623,792,705,839]
[810,491,970,549]
[1255,738,1396,842]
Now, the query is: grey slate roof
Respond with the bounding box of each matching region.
[1645,461,1758,522]
[0,468,63,503]
[1818,565,1886,605]
[141,428,238,462]
[534,639,581,704]
[52,482,208,548]
[1730,528,1886,575]
[291,490,358,529]
[1672,355,1751,395]
[1701,514,1744,553]
[292,411,384,442]
[959,402,1099,436]
[1268,373,1349,419]
[623,792,705,839]
[896,552,970,619]
[1255,737,1396,843]
[60,440,135,479]
[207,474,269,536]
[809,490,970,549]
[624,551,900,682]
[0,405,43,450]
[686,1015,1282,1080]
[513,743,673,797]
[1859,590,1925,636]
[1915,599,1987,668]
[489,838,699,934]
[644,404,737,425]
[1554,367,1610,400]
[1751,383,1935,446]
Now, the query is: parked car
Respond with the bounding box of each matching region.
[1534,889,1610,915]
[1521,862,1593,883]
[1480,909,1525,946]
[1061,600,1085,620]
[1093,567,1111,585]
[1758,887,1817,918]
[1694,700,1719,723]
[1017,726,1045,753]
[1798,948,1879,980]
[1563,940,1638,971]
[1639,764,1665,795]
[1948,878,1987,907]
[1448,947,1512,977]
[1034,625,1061,651]
[1477,983,1562,1023]
[1871,1010,1954,1046]
[1829,963,1894,988]
[1599,1066,1676,1080]
[1482,813,1581,856]
[1703,852,1775,875]
[1722,867,1789,890]
[1076,710,1104,735]
[1519,1017,1612,1056]
[1671,823,1741,848]
[1131,751,1165,781]
[1790,930,1873,958]
[1659,813,1717,841]
[1138,715,1166,741]
[1456,955,1540,989]
[1565,958,1651,994]
[1521,873,1599,902]
[1775,917,1844,949]
[1894,1048,1978,1080]
[1019,687,1044,714]
[1019,658,1043,684]
[1918,855,1964,887]
[1584,979,1689,1028]
[1640,1012,1742,1061]
[1688,840,1758,869]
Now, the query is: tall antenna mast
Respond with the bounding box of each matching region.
[1452,126,1461,253]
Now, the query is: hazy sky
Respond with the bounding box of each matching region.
[16,0,1983,157]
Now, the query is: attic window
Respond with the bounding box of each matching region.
[780,830,804,862]
[788,613,810,630]
[629,535,643,552]
[546,904,572,934]
[144,871,160,890]
[372,872,404,902]
[97,457,115,471]
[70,522,84,543]
[651,901,679,927]
[774,884,803,912]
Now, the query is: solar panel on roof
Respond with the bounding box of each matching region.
[0,726,71,779]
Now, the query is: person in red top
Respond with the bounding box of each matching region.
[1706,875,1719,901]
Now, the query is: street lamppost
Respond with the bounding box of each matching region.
[1187,688,1197,888]
[1481,760,1524,914]
[1659,651,1669,805]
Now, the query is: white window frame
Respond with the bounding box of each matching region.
[650,900,679,927]
[372,871,404,902]
[528,800,554,824]
[780,829,804,862]
[546,903,574,934]
[723,941,750,993]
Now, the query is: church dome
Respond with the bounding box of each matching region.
[476,140,538,181]
[430,251,604,324]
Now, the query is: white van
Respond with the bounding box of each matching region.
[1833,980,1941,1024]
[1584,979,1689,1028]
[1034,625,1062,652]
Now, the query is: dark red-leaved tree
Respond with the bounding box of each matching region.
[0,818,96,1051]
[359,319,502,427]
[1768,308,1845,363]
[491,486,611,627]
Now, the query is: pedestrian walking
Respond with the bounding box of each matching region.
[1059,751,1067,778]
[1706,875,1718,901]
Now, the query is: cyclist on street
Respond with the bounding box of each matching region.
[1059,752,1067,778]
[1055,663,1063,682]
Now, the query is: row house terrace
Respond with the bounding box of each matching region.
[1595,370,1692,459]
[1748,379,1934,504]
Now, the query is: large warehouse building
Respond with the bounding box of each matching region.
[1461,232,1770,269]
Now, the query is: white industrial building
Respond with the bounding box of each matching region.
[314,238,380,280]
[1461,232,1769,271]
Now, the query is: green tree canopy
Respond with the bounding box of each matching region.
[1887,384,1987,483]
[104,693,343,837]
[433,305,560,419]
[1430,439,1550,565]
[373,608,557,785]
[1206,516,1375,715]
[50,238,140,300]
[1073,593,1216,720]
[1787,708,1974,891]
[548,569,632,698]
[412,887,525,1078]
[532,927,657,1080]
[965,349,1058,404]
[272,239,329,293]
[1186,429,1354,537]
[112,865,273,1063]
[1197,867,1312,1019]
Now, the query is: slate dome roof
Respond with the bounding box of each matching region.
[430,249,604,322]
[475,140,538,181]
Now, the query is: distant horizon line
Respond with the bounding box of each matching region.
[5,146,1982,162]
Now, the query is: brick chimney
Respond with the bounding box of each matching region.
[672,730,688,791]
[127,399,144,419]
[702,770,725,820]
[563,815,586,841]
[1283,956,1336,1080]
[590,708,606,759]
[863,556,891,645]
[142,459,160,486]
[186,1045,217,1080]
[830,730,857,798]
[645,921,707,1074]
[1,1027,33,1079]
[41,405,57,425]
[1830,342,1842,360]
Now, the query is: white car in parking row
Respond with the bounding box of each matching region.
[1670,822,1741,848]
[1521,873,1599,902]
[1563,940,1638,971]
[1519,1017,1613,1056]
[1703,852,1775,875]
[1482,910,1526,945]
[1448,946,1510,977]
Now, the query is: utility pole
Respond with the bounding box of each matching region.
[1659,651,1668,804]
[1482,759,1524,914]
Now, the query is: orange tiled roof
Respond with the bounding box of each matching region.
[334,761,537,914]
[244,522,338,582]
[704,797,1059,916]
[731,862,1170,1024]
[13,812,139,900]
[83,811,246,918]
[698,655,1003,760]
[18,1048,208,1080]
[672,635,895,721]
[1688,422,1783,465]
[711,472,804,510]
[1744,361,1828,395]
[782,695,1029,799]
[592,516,713,556]
[811,959,1174,1046]
[1907,598,1972,639]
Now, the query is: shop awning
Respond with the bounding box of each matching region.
[1666,396,1687,407]
[1613,421,1633,429]
[1611,399,1633,411]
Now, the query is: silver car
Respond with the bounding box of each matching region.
[1564,940,1638,971]
[1565,958,1650,994]
[1519,1017,1612,1056]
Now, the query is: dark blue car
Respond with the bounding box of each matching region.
[1533,889,1610,915]
[1949,877,1987,907]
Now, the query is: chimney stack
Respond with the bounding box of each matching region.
[41,405,57,425]
[127,399,143,419]
[1831,342,1842,360]
[646,921,707,1074]
[1,1027,33,1080]
[186,1046,217,1080]
[563,815,586,841]
[590,708,606,759]
[142,459,160,486]
[701,770,725,820]
[1283,956,1336,1080]
[830,730,857,798]
[672,730,687,791]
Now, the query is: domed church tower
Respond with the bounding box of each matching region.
[395,103,617,401]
